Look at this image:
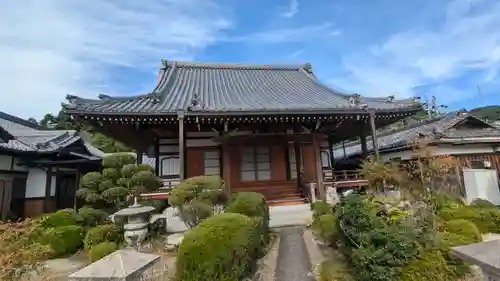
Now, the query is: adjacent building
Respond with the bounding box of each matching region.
[64,60,421,205]
[0,112,104,219]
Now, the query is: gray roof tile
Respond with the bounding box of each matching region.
[64,61,420,115]
[333,112,500,159]
[0,112,104,156]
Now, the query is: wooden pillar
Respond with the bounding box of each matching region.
[359,122,368,157]
[284,138,291,180]
[178,111,185,181]
[74,169,80,211]
[327,135,334,168]
[222,144,231,195]
[369,111,380,160]
[294,141,301,183]
[44,166,53,213]
[312,135,325,200]
[154,137,160,176]
[136,149,143,164]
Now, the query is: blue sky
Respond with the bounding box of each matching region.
[2,0,500,118]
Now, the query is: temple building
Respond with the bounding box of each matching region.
[64,60,421,205]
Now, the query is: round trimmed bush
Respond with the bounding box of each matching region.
[78,207,109,227]
[471,198,496,208]
[226,192,269,246]
[84,224,121,251]
[439,207,500,233]
[443,219,481,243]
[311,201,333,220]
[176,213,260,281]
[88,242,118,262]
[312,213,338,245]
[400,250,452,281]
[39,225,84,257]
[39,209,82,229]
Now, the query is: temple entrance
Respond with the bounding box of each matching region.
[56,173,77,210]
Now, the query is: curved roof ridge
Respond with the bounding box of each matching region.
[164,60,309,70]
[65,93,159,105]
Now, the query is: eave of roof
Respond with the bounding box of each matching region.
[63,60,422,116]
[0,111,47,130]
[333,112,500,159]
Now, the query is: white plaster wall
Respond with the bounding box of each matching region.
[0,155,12,170]
[25,168,56,198]
[383,144,496,161]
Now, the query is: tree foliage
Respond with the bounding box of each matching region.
[77,153,161,211]
[31,108,131,153]
[169,176,228,228]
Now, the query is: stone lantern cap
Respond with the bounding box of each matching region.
[113,204,156,217]
[451,240,500,274]
[69,249,160,281]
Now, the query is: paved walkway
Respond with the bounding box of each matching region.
[274,226,316,281]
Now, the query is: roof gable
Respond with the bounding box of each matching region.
[0,111,46,131]
[64,60,421,115]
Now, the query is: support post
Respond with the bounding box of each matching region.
[44,166,53,213]
[74,169,80,211]
[178,111,185,181]
[359,122,368,157]
[369,111,380,161]
[312,135,325,200]
[222,144,231,195]
[154,137,160,177]
[328,135,334,168]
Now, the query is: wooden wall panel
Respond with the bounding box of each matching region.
[301,144,316,183]
[270,145,287,181]
[23,197,56,218]
[186,148,204,178]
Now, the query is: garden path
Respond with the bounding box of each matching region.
[274,226,316,281]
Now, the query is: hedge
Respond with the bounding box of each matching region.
[84,224,121,251]
[39,225,84,257]
[311,201,333,220]
[439,206,500,233]
[225,192,269,247]
[39,209,82,229]
[312,213,338,245]
[176,213,260,281]
[443,219,481,243]
[88,242,118,262]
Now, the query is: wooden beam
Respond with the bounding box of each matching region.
[359,122,368,157]
[178,111,185,181]
[312,135,325,200]
[44,167,53,213]
[369,111,380,160]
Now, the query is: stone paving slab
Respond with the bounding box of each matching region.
[274,226,315,281]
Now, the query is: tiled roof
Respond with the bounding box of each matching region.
[333,112,500,159]
[64,61,421,115]
[0,112,104,156]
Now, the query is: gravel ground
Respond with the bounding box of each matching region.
[274,226,316,281]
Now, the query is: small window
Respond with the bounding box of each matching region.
[160,156,180,177]
[240,147,271,181]
[204,150,220,175]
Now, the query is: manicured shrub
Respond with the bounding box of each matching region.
[169,175,228,228]
[312,213,338,245]
[470,198,496,208]
[225,192,269,246]
[39,225,84,257]
[176,213,260,281]
[88,242,118,262]
[439,207,500,233]
[400,250,453,281]
[311,201,333,220]
[39,209,81,229]
[84,224,121,251]
[78,207,109,227]
[337,194,419,281]
[443,219,481,243]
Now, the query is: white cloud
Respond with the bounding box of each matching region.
[228,23,340,44]
[335,0,500,103]
[281,0,299,18]
[0,0,232,119]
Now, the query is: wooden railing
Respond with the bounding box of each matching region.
[323,169,368,189]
